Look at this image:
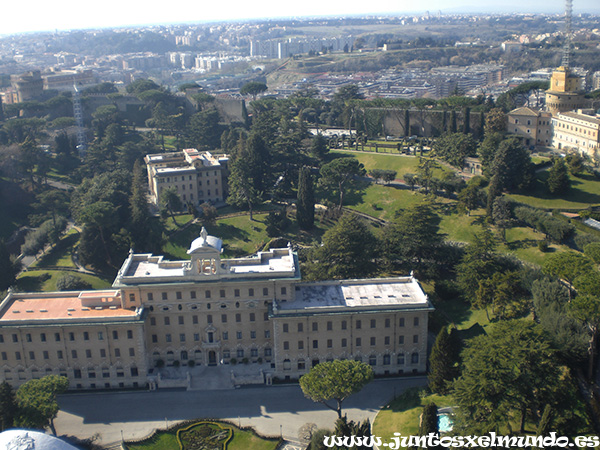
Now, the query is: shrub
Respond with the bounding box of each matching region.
[173,360,180,367]
[188,360,196,367]
[155,359,165,368]
[242,358,249,365]
[56,273,92,291]
[538,240,549,252]
[230,358,237,365]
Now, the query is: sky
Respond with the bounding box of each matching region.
[3,0,600,36]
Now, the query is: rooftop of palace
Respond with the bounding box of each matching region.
[145,149,227,174]
[114,230,299,286]
[0,290,143,325]
[274,277,433,315]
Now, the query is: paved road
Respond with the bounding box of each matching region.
[55,377,427,446]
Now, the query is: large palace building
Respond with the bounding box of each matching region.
[0,229,433,390]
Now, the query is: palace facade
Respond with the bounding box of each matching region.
[0,229,433,390]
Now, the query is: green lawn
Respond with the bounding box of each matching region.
[125,421,279,450]
[31,229,79,269]
[16,270,112,292]
[509,171,600,210]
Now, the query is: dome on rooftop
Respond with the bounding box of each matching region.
[0,429,78,450]
[187,227,223,255]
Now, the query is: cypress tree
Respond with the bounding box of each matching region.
[297,166,315,230]
[0,381,16,431]
[420,403,439,435]
[547,158,570,195]
[428,327,457,394]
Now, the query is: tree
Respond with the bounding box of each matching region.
[15,375,69,435]
[420,403,439,436]
[56,273,92,291]
[569,294,600,380]
[453,321,561,434]
[491,195,513,241]
[309,214,377,280]
[483,108,507,135]
[310,134,329,160]
[297,166,315,230]
[160,187,183,227]
[299,360,373,418]
[456,227,500,297]
[199,202,218,226]
[240,81,268,100]
[319,158,366,211]
[584,242,600,264]
[0,240,19,291]
[457,182,485,216]
[227,140,263,220]
[0,381,16,431]
[433,132,477,168]
[428,327,458,394]
[130,160,152,251]
[547,157,570,195]
[187,109,221,150]
[382,201,444,277]
[543,252,594,284]
[79,201,119,266]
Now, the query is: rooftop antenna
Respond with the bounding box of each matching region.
[562,0,573,68]
[72,84,87,158]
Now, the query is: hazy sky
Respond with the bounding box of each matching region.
[3,0,599,36]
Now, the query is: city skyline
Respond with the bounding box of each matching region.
[3,0,600,37]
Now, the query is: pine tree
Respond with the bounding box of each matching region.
[297,166,315,230]
[0,381,16,431]
[130,160,152,251]
[547,157,570,195]
[428,327,458,394]
[0,241,18,291]
[420,403,439,436]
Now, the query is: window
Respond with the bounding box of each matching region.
[250,331,256,339]
[0,335,3,343]
[127,330,133,339]
[341,321,347,330]
[166,334,172,343]
[283,323,289,333]
[327,321,332,331]
[207,315,213,324]
[383,354,391,365]
[370,337,376,346]
[223,331,228,340]
[297,323,303,332]
[414,317,419,327]
[86,349,92,358]
[264,330,271,339]
[281,287,287,295]
[164,317,170,325]
[162,292,168,300]
[249,288,254,297]
[220,289,226,298]
[312,323,318,332]
[57,351,63,359]
[251,348,258,357]
[370,319,376,328]
[26,333,32,342]
[131,367,139,377]
[237,349,244,358]
[100,349,106,358]
[74,369,82,379]
[264,312,269,321]
[413,335,419,344]
[263,287,268,296]
[298,340,304,350]
[191,291,196,299]
[399,318,405,327]
[235,313,241,323]
[356,320,362,329]
[385,318,390,328]
[194,333,200,341]
[369,355,377,366]
[341,338,347,347]
[298,360,306,370]
[147,293,154,301]
[176,315,184,325]
[385,336,390,345]
[236,331,242,340]
[29,351,35,360]
[54,333,60,342]
[176,291,182,300]
[43,351,49,360]
[180,334,186,342]
[113,330,119,340]
[221,314,228,323]
[327,339,333,348]
[71,350,78,359]
[114,349,120,357]
[150,317,156,326]
[356,337,362,347]
[40,333,46,342]
[312,340,318,349]
[205,290,211,299]
[223,350,230,359]
[234,289,240,297]
[250,313,255,322]
[83,331,89,340]
[411,352,419,364]
[0,352,6,361]
[264,348,272,357]
[152,335,158,343]
[193,315,198,324]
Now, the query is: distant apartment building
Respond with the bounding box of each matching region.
[145,149,229,207]
[551,110,600,156]
[42,70,96,91]
[507,107,553,147]
[593,71,600,91]
[10,71,43,102]
[250,36,355,59]
[501,41,523,53]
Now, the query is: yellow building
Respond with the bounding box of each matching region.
[0,229,433,390]
[545,67,587,116]
[551,110,600,156]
